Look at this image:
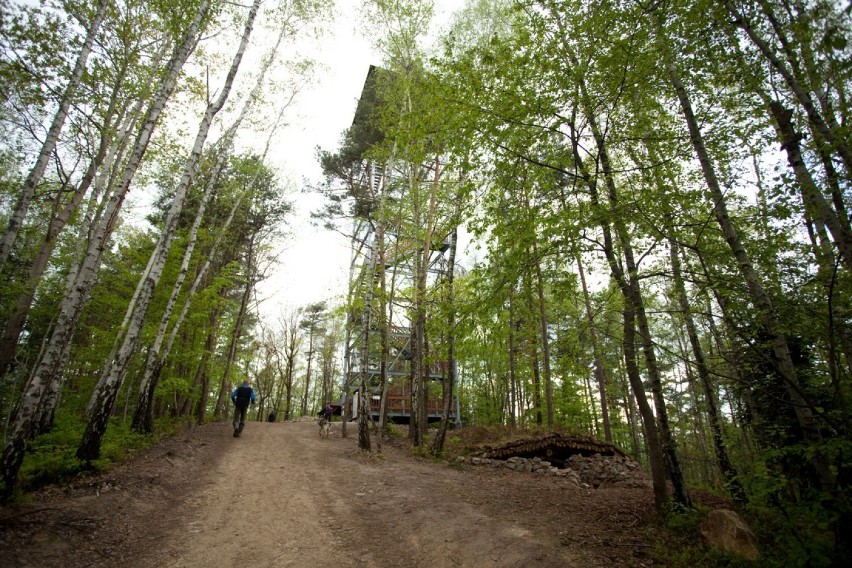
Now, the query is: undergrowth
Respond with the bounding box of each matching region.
[2,413,185,501]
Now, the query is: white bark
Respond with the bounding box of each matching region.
[1,0,211,487]
[132,0,299,431]
[0,0,109,269]
[79,0,260,458]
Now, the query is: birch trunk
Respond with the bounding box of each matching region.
[134,91,290,432]
[375,163,391,441]
[0,34,169,387]
[0,69,131,378]
[1,0,211,490]
[358,236,378,452]
[409,157,441,446]
[214,236,256,420]
[0,0,108,269]
[78,0,259,460]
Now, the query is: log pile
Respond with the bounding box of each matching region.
[476,432,628,464]
[460,433,648,488]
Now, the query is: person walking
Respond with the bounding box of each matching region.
[231,380,255,437]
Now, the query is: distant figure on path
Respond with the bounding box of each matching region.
[323,403,333,422]
[267,411,276,422]
[230,380,255,437]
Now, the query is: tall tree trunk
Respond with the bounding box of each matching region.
[131,17,288,434]
[581,80,691,507]
[77,0,260,460]
[302,330,315,416]
[132,193,242,433]
[507,294,518,427]
[358,236,378,452]
[568,126,671,512]
[576,253,612,441]
[1,0,211,493]
[432,221,458,455]
[659,17,836,490]
[284,351,295,422]
[724,0,852,180]
[409,157,441,446]
[214,239,256,420]
[550,13,677,509]
[376,163,391,442]
[624,299,671,512]
[522,270,543,426]
[0,0,108,269]
[194,309,220,424]
[532,242,554,428]
[669,237,746,503]
[0,61,135,378]
[582,370,599,437]
[768,102,852,271]
[618,347,642,460]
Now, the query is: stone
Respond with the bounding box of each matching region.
[699,509,759,561]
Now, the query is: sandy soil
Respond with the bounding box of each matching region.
[0,420,677,567]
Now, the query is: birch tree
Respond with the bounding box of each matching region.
[76,0,261,460]
[1,0,214,493]
[0,0,108,270]
[130,4,305,433]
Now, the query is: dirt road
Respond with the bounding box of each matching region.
[1,421,665,567]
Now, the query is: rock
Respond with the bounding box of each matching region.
[699,509,759,561]
[465,452,651,489]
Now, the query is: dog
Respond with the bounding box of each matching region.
[318,417,330,439]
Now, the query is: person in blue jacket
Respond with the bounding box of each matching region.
[230,380,255,437]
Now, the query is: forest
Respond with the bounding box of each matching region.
[1,0,850,565]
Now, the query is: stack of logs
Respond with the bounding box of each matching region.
[458,453,651,489]
[476,433,628,462]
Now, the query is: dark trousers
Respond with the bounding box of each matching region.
[233,404,248,430]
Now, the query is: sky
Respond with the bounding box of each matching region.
[255,1,467,319]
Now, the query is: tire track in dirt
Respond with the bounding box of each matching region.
[3,420,663,567]
[136,421,582,567]
[134,421,356,567]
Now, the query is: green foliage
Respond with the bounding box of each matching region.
[15,418,87,493]
[734,441,851,567]
[2,412,181,499]
[409,443,432,459]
